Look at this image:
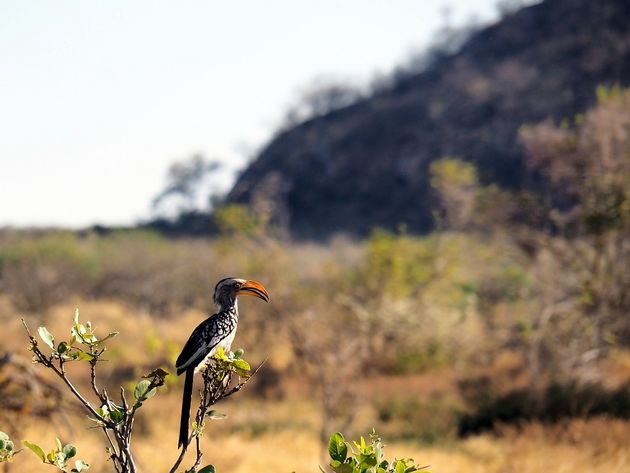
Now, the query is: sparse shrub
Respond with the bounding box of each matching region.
[94,230,212,314]
[359,229,434,300]
[212,204,270,239]
[392,341,451,374]
[373,396,460,444]
[0,233,98,312]
[323,431,430,473]
[1,309,258,473]
[430,158,479,230]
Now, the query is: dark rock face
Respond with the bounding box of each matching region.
[227,0,630,238]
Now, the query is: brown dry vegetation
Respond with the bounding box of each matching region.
[1,89,629,471]
[2,295,629,473]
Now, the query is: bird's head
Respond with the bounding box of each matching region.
[213,277,270,310]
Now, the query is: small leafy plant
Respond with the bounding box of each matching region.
[323,431,430,473]
[0,309,260,473]
[0,431,15,462]
[22,438,89,473]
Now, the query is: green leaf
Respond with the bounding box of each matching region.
[233,359,250,371]
[76,351,95,362]
[71,324,86,339]
[198,466,216,473]
[97,332,118,344]
[0,439,5,450]
[234,368,250,378]
[356,453,377,467]
[74,459,89,472]
[57,342,70,354]
[22,440,46,462]
[215,347,228,361]
[395,460,406,473]
[206,410,227,420]
[109,409,124,423]
[328,432,348,463]
[134,379,156,401]
[63,444,77,461]
[329,461,353,473]
[233,348,244,359]
[38,327,55,350]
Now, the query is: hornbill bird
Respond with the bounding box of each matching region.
[175,277,269,450]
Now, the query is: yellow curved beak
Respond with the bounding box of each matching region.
[237,280,270,303]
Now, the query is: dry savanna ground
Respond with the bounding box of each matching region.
[2,298,629,473]
[11,399,630,472]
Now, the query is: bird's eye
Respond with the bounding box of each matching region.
[234,282,242,289]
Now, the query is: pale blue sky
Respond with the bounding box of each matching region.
[1,0,502,227]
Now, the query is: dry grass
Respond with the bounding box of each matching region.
[2,298,630,473]
[11,406,630,472]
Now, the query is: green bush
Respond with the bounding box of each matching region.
[373,396,459,444]
[323,431,430,473]
[359,229,435,300]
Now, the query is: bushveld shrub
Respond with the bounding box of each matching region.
[0,310,430,473]
[94,230,217,314]
[323,431,429,473]
[0,310,258,473]
[0,233,98,312]
[373,396,460,444]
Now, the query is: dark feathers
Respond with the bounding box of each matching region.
[176,309,238,449]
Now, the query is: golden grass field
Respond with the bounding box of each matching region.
[2,298,629,473]
[12,400,630,472]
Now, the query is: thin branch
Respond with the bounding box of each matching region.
[89,359,106,404]
[102,428,122,473]
[218,358,267,401]
[168,431,194,473]
[22,320,105,423]
[21,318,127,472]
[168,358,266,473]
[120,387,130,412]
[192,434,203,472]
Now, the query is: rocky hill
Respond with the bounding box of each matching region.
[226,0,630,238]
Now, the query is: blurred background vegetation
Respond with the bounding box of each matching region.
[1,0,630,471]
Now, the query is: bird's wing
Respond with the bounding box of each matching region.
[175,315,223,374]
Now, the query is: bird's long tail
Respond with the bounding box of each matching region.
[179,369,194,450]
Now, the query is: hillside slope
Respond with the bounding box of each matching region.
[227,0,630,237]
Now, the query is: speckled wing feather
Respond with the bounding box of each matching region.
[175,314,221,375]
[175,309,238,375]
[176,308,238,449]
